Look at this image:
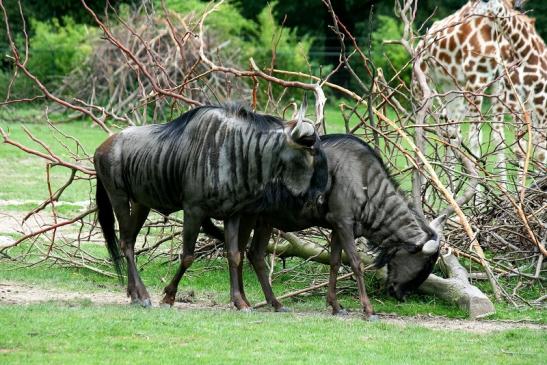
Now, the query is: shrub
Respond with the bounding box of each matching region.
[25,17,98,86]
[0,70,40,101]
[369,15,411,85]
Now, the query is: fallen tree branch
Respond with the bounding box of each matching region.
[254,272,354,309]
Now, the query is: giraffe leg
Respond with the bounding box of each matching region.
[531,110,546,169]
[441,94,466,194]
[467,95,483,163]
[491,101,509,190]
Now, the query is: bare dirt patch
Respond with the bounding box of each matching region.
[0,281,228,310]
[375,314,546,334]
[1,281,545,333]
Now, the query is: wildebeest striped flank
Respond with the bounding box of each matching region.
[204,134,445,318]
[94,101,327,308]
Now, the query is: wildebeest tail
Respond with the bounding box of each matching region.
[95,177,124,282]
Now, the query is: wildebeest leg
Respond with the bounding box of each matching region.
[225,215,250,310]
[236,217,255,307]
[247,222,286,312]
[111,198,151,306]
[327,233,345,315]
[335,228,375,319]
[161,212,203,306]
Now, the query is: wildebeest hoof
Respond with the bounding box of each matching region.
[141,298,152,308]
[161,294,175,307]
[275,306,290,313]
[130,298,142,306]
[366,314,380,322]
[334,309,349,316]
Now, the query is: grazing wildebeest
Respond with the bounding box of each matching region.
[203,134,445,319]
[94,101,327,309]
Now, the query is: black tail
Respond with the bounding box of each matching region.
[96,177,124,282]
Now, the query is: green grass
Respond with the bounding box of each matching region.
[0,302,544,365]
[0,114,110,205]
[0,245,466,318]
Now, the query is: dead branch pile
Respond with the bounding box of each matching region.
[58,7,250,124]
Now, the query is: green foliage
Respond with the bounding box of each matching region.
[160,0,255,39]
[161,0,316,104]
[249,3,313,72]
[25,17,98,86]
[247,2,317,103]
[369,15,411,85]
[0,70,41,101]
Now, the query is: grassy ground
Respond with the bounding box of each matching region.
[0,110,110,207]
[1,106,545,364]
[1,302,545,365]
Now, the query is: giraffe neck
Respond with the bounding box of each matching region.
[494,11,542,62]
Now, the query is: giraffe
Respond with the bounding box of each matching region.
[413,0,543,189]
[472,0,547,173]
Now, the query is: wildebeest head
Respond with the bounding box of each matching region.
[384,214,446,301]
[278,95,324,197]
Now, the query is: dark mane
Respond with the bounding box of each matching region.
[156,103,284,139]
[320,134,401,190]
[222,102,284,130]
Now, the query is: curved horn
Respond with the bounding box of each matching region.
[422,239,439,256]
[291,94,314,140]
[429,214,447,233]
[297,93,308,122]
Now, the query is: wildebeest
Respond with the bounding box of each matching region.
[94,101,327,308]
[202,134,445,319]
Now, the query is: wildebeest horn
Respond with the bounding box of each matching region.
[421,214,446,255]
[429,214,447,233]
[291,94,315,140]
[422,239,439,255]
[297,93,307,122]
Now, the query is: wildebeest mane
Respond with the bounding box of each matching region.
[155,103,284,140]
[320,134,401,190]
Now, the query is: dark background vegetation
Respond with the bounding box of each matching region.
[2,0,546,94]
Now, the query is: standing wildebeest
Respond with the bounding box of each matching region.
[94,102,327,308]
[203,134,445,319]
